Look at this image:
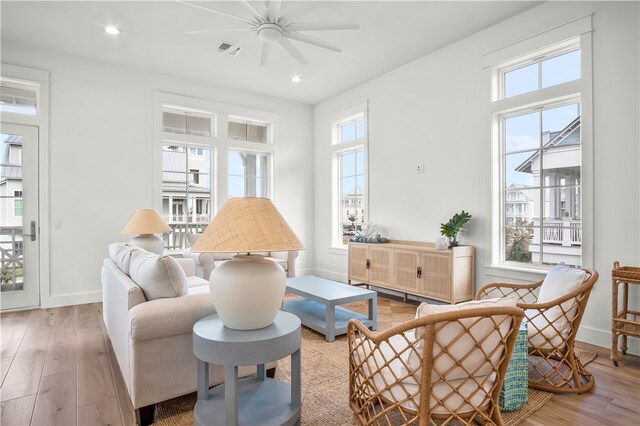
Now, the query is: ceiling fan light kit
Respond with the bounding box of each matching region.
[180,0,359,66]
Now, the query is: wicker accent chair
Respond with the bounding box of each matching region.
[348,306,524,426]
[475,268,598,394]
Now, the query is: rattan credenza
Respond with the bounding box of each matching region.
[611,261,640,366]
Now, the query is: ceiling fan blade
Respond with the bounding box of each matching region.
[222,35,257,56]
[260,41,271,66]
[185,28,252,35]
[266,0,282,22]
[286,23,360,32]
[284,31,342,53]
[239,0,266,21]
[279,2,319,23]
[178,0,254,24]
[279,38,309,65]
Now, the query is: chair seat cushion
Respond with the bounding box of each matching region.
[409,297,518,381]
[353,334,494,415]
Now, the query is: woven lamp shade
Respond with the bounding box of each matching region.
[192,197,303,253]
[120,209,171,234]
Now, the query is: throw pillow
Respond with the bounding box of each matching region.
[408,297,518,381]
[108,242,143,275]
[526,264,587,347]
[129,252,188,300]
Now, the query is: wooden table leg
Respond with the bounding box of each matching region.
[611,278,619,366]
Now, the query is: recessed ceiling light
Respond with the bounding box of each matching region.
[105,26,120,36]
[291,75,302,83]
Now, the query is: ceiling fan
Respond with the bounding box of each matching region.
[178,0,359,66]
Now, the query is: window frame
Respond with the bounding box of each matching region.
[330,103,369,249]
[489,32,593,274]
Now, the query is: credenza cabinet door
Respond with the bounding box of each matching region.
[369,246,392,285]
[348,244,369,283]
[419,251,452,301]
[393,249,420,292]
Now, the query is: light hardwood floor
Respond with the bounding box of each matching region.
[1,302,639,425]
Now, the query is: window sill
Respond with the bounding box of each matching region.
[329,247,348,256]
[483,265,548,283]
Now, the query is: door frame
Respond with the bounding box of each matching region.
[0,64,50,310]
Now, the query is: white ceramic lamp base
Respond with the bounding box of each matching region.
[210,254,286,330]
[129,234,164,254]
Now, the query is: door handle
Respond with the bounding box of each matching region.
[366,259,370,269]
[22,221,36,242]
[417,266,422,279]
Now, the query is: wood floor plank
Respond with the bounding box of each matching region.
[77,326,115,406]
[0,394,36,426]
[31,370,77,426]
[0,310,33,329]
[29,306,77,329]
[42,326,77,377]
[0,324,28,358]
[77,398,122,426]
[0,327,51,401]
[1,358,13,387]
[77,303,102,330]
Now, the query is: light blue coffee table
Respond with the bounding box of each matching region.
[284,275,377,342]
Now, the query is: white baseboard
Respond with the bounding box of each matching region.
[577,324,639,355]
[309,268,348,283]
[42,290,102,309]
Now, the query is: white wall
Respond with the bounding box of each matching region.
[1,42,315,308]
[313,1,639,351]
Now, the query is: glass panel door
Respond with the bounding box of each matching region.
[1,123,39,309]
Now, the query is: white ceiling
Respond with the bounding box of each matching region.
[1,1,541,105]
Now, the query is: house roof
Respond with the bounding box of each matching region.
[1,134,22,180]
[162,183,210,194]
[515,117,581,173]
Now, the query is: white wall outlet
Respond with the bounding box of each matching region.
[417,163,425,173]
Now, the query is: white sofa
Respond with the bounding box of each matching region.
[101,243,275,425]
[182,231,299,280]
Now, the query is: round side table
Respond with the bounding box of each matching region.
[193,311,302,426]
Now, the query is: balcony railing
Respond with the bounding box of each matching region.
[536,219,582,246]
[164,222,208,251]
[1,226,24,292]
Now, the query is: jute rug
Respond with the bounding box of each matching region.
[153,297,597,425]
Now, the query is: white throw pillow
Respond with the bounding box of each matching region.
[129,252,188,300]
[408,297,518,381]
[108,243,143,275]
[526,264,587,348]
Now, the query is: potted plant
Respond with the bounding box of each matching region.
[440,210,472,247]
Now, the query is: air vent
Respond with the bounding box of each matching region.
[218,42,243,57]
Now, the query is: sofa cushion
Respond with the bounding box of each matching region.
[408,297,518,381]
[129,252,189,300]
[108,243,143,275]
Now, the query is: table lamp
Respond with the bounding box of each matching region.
[192,197,304,330]
[120,209,172,254]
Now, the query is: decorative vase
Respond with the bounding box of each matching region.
[435,236,450,250]
[209,254,286,330]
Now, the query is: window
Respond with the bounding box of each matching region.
[228,150,270,198]
[228,117,269,143]
[491,37,588,270]
[161,144,212,226]
[0,81,37,115]
[163,109,212,137]
[14,199,22,217]
[331,107,368,247]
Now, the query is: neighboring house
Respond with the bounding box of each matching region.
[516,117,582,266]
[342,185,365,235]
[505,183,535,226]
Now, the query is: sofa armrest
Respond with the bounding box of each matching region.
[183,249,215,280]
[269,250,299,277]
[129,291,215,343]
